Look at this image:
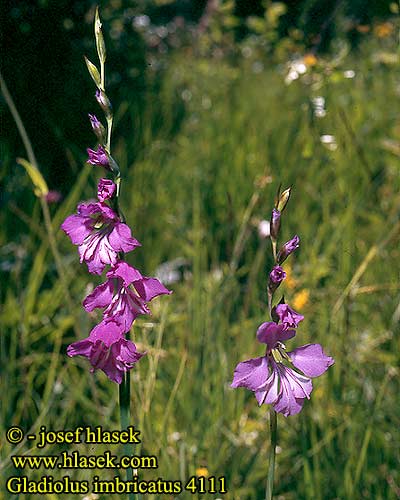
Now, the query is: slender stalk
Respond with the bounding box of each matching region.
[119,372,137,500]
[107,116,113,152]
[265,409,277,500]
[100,61,105,92]
[271,239,277,263]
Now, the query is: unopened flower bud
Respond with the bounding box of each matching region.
[95,89,112,118]
[276,187,291,212]
[95,7,106,64]
[268,265,286,293]
[88,114,106,142]
[97,178,116,202]
[270,208,281,240]
[275,303,304,328]
[277,235,300,264]
[87,145,110,169]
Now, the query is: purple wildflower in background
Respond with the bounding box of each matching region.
[231,320,334,416]
[275,303,304,328]
[61,202,140,274]
[83,261,172,333]
[277,235,300,263]
[87,145,109,168]
[67,319,145,384]
[45,190,62,204]
[97,178,116,202]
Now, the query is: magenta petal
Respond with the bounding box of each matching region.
[256,322,296,349]
[108,223,141,253]
[88,320,124,347]
[107,261,143,286]
[255,365,280,405]
[231,356,269,390]
[274,393,305,417]
[61,214,92,245]
[67,339,93,358]
[275,304,304,328]
[100,339,145,384]
[290,344,334,377]
[272,364,311,416]
[113,338,145,366]
[134,277,172,301]
[76,202,101,217]
[78,233,117,275]
[83,281,114,312]
[97,178,116,202]
[96,202,119,221]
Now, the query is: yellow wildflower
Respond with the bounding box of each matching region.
[374,22,394,38]
[292,289,310,310]
[303,53,318,67]
[195,467,209,477]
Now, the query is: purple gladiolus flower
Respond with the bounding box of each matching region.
[83,261,172,333]
[275,303,304,328]
[277,235,300,264]
[97,178,116,202]
[269,265,286,284]
[67,319,145,384]
[231,322,334,416]
[87,145,109,168]
[61,202,141,275]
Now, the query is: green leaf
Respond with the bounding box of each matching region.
[17,158,48,197]
[84,56,101,88]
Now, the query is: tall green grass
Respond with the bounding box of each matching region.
[1,39,399,499]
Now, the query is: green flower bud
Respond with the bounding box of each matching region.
[95,7,106,64]
[276,187,291,212]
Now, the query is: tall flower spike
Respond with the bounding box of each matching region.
[63,8,171,386]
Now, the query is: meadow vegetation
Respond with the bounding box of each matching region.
[1,17,399,499]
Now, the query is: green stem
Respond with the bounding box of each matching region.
[100,60,105,92]
[107,115,113,153]
[119,371,137,500]
[265,409,277,500]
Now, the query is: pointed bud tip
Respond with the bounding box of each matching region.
[277,187,292,212]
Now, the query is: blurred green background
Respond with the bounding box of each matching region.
[1,1,399,499]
